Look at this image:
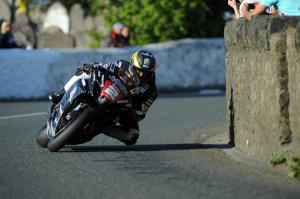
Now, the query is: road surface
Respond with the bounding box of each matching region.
[0,96,299,199]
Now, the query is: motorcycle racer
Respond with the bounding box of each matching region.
[49,50,158,145]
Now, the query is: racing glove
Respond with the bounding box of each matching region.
[135,99,154,121]
[81,64,96,74]
[75,63,98,76]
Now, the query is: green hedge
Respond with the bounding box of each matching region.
[31,0,228,45]
[98,0,226,45]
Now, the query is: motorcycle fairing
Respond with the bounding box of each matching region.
[48,78,90,139]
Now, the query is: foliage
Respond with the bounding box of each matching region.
[268,154,300,180]
[27,0,229,45]
[86,30,103,49]
[289,157,300,179]
[97,0,227,45]
[269,153,287,166]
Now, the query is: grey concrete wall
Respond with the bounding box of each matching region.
[225,16,300,159]
[0,38,226,100]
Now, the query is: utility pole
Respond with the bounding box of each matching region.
[10,0,16,23]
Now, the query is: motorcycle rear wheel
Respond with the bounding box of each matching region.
[47,107,92,152]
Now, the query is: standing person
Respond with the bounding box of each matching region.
[228,0,242,19]
[0,19,4,46]
[120,26,130,46]
[108,22,125,47]
[49,50,158,145]
[107,22,131,47]
[228,0,261,19]
[244,0,300,20]
[0,19,19,48]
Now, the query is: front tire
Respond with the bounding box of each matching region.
[36,124,49,148]
[47,108,92,152]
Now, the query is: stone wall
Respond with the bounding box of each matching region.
[225,16,300,159]
[0,0,11,21]
[0,2,107,49]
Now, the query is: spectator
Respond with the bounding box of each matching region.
[120,26,130,46]
[228,0,260,19]
[266,5,279,16]
[107,22,130,47]
[228,0,242,19]
[240,0,261,17]
[0,18,3,44]
[108,22,124,47]
[244,0,300,20]
[0,19,19,48]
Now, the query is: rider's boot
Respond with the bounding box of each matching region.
[102,125,139,145]
[49,89,66,105]
[121,128,139,145]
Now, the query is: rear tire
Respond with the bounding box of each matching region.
[47,108,92,152]
[36,124,49,148]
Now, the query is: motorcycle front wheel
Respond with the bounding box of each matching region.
[47,107,92,152]
[36,124,49,148]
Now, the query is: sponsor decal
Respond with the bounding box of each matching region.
[141,103,149,112]
[109,64,116,73]
[144,58,150,65]
[142,58,150,69]
[141,52,153,57]
[139,84,149,93]
[129,87,139,95]
[100,80,124,103]
[145,101,152,107]
[105,85,119,100]
[109,75,128,94]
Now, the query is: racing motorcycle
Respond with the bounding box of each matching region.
[36,72,139,152]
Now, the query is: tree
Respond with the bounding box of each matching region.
[96,0,208,45]
[24,0,228,46]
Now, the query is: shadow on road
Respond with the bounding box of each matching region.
[62,143,232,153]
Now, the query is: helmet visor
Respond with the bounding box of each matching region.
[126,65,141,86]
[135,67,153,81]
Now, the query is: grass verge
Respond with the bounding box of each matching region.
[269,153,300,181]
[269,153,287,166]
[288,158,300,180]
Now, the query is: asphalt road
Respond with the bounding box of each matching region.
[0,96,299,199]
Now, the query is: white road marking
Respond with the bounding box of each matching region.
[0,112,47,120]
